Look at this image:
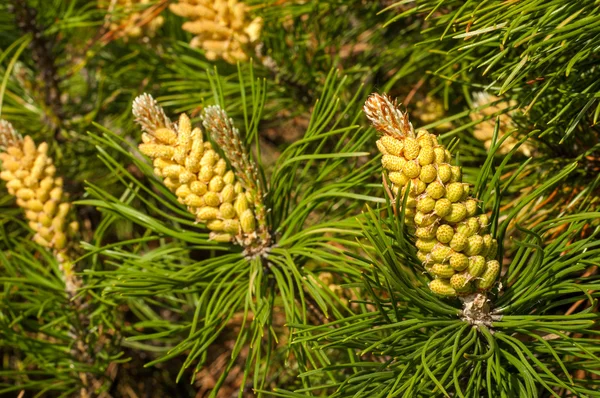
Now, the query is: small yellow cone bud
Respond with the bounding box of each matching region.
[203,192,220,207]
[221,184,235,203]
[402,161,421,179]
[450,253,469,271]
[223,171,235,184]
[185,194,205,207]
[379,136,403,156]
[450,166,462,182]
[468,256,486,277]
[416,196,436,213]
[403,138,420,160]
[139,143,176,159]
[466,217,480,236]
[434,147,446,164]
[426,181,445,199]
[429,279,456,296]
[418,147,435,166]
[176,184,192,198]
[450,272,470,290]
[446,183,464,203]
[437,164,452,183]
[414,211,436,227]
[416,131,433,147]
[449,233,468,252]
[389,171,409,185]
[430,264,455,278]
[419,164,437,183]
[476,260,500,290]
[213,159,227,176]
[416,225,437,239]
[199,165,213,182]
[240,209,256,233]
[197,206,219,220]
[382,155,406,171]
[417,251,430,264]
[190,181,208,196]
[234,194,249,217]
[210,233,233,242]
[207,220,225,232]
[154,128,178,145]
[223,219,241,234]
[435,224,454,244]
[434,198,452,217]
[208,176,225,192]
[53,232,67,250]
[443,203,467,223]
[220,203,236,219]
[200,150,218,167]
[416,238,436,253]
[27,199,44,212]
[464,235,484,256]
[430,244,451,263]
[376,140,389,155]
[179,170,196,184]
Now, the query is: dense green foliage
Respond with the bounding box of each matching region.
[0,0,598,397]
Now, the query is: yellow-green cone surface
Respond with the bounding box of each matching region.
[364,93,500,297]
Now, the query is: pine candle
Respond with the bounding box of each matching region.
[364,94,500,296]
[0,120,80,292]
[133,94,264,250]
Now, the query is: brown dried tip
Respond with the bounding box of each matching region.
[0,120,22,149]
[132,93,174,134]
[364,93,414,138]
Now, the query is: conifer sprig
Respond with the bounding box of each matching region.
[366,93,500,297]
[132,93,271,256]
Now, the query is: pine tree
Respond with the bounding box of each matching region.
[0,0,598,397]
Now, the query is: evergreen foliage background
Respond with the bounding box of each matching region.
[0,0,598,397]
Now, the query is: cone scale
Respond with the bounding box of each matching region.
[365,94,500,297]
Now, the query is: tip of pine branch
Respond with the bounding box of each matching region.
[364,93,414,138]
[132,93,173,134]
[0,119,22,149]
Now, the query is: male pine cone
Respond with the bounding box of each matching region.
[133,94,259,246]
[364,94,500,297]
[0,120,78,254]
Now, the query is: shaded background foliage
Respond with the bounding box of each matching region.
[0,0,598,397]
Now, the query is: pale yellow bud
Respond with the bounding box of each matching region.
[209,176,225,192]
[204,191,221,207]
[198,165,213,183]
[213,159,227,176]
[53,232,67,250]
[16,188,35,200]
[221,184,235,203]
[207,220,225,232]
[153,128,178,145]
[163,164,185,179]
[27,199,44,212]
[25,210,38,221]
[200,150,218,167]
[210,232,233,242]
[139,143,176,159]
[223,171,235,184]
[190,181,207,196]
[197,206,219,220]
[185,194,205,207]
[176,184,192,199]
[240,209,256,233]
[220,202,236,219]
